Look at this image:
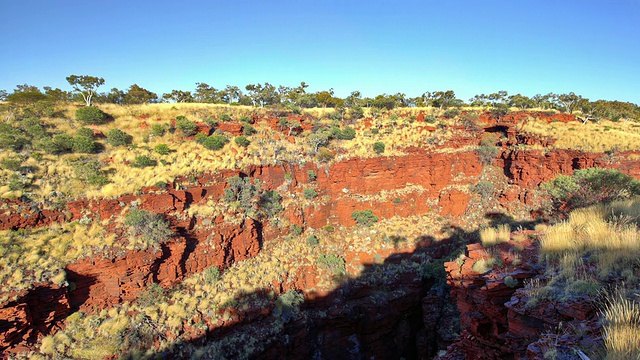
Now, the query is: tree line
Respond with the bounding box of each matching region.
[1,75,638,122]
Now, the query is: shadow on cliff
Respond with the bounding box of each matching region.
[121,225,482,360]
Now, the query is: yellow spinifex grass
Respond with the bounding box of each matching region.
[601,291,640,360]
[521,117,640,152]
[540,198,640,279]
[0,221,117,303]
[480,224,511,247]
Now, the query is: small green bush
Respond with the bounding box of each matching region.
[351,209,378,226]
[1,157,22,171]
[240,116,252,123]
[51,134,74,153]
[72,159,109,186]
[151,124,166,137]
[242,124,257,136]
[154,143,170,155]
[176,119,198,137]
[306,235,319,246]
[203,267,220,283]
[307,170,317,182]
[303,187,318,199]
[0,123,30,151]
[132,155,156,168]
[202,134,229,150]
[234,136,250,147]
[317,254,346,275]
[291,224,303,236]
[72,135,97,153]
[106,128,133,147]
[76,127,94,138]
[124,209,172,244]
[75,106,108,125]
[220,114,232,121]
[373,142,385,154]
[476,146,500,165]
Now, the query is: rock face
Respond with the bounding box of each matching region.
[0,218,262,354]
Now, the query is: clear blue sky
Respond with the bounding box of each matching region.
[1,0,639,103]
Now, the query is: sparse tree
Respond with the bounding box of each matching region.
[162,90,193,103]
[193,82,219,103]
[123,84,157,104]
[66,75,105,106]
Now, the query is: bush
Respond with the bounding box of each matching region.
[106,128,133,147]
[75,106,108,125]
[154,143,170,155]
[203,266,220,283]
[242,124,257,136]
[291,224,303,236]
[273,290,304,323]
[0,123,30,151]
[124,209,172,245]
[151,124,166,137]
[50,133,74,153]
[316,147,335,162]
[333,126,356,140]
[76,127,94,138]
[220,113,232,121]
[240,116,252,123]
[307,170,316,182]
[234,136,250,147]
[476,146,500,165]
[72,159,109,186]
[542,168,640,210]
[176,119,198,137]
[303,187,318,199]
[72,135,97,153]
[132,155,156,168]
[306,235,319,246]
[352,209,378,226]
[1,157,22,171]
[317,254,346,276]
[373,142,385,154]
[202,134,229,150]
[443,108,460,119]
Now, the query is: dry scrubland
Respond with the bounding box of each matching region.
[2,102,640,358]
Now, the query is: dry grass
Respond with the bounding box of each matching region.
[521,118,640,152]
[0,222,117,303]
[601,291,640,360]
[480,224,511,247]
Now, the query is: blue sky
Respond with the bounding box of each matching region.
[1,1,639,103]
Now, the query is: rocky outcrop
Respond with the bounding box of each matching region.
[0,217,262,354]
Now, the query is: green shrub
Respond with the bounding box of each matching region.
[154,143,170,155]
[1,157,22,171]
[504,276,518,288]
[151,124,166,137]
[373,142,385,154]
[291,224,303,236]
[371,127,380,135]
[307,170,317,182]
[234,136,250,147]
[22,118,48,140]
[316,147,334,162]
[317,254,346,275]
[220,114,232,121]
[72,135,97,153]
[8,174,28,191]
[72,159,109,186]
[333,126,356,140]
[202,134,229,150]
[273,289,304,323]
[203,266,220,283]
[0,123,30,151]
[132,155,156,168]
[176,119,198,137]
[124,209,172,244]
[425,115,437,123]
[194,132,208,144]
[472,180,495,198]
[351,209,378,226]
[542,168,640,210]
[240,116,251,123]
[242,124,257,136]
[303,187,318,199]
[76,127,94,138]
[137,283,164,308]
[476,146,500,165]
[443,108,461,119]
[75,106,108,125]
[106,128,133,147]
[306,235,319,246]
[50,133,74,153]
